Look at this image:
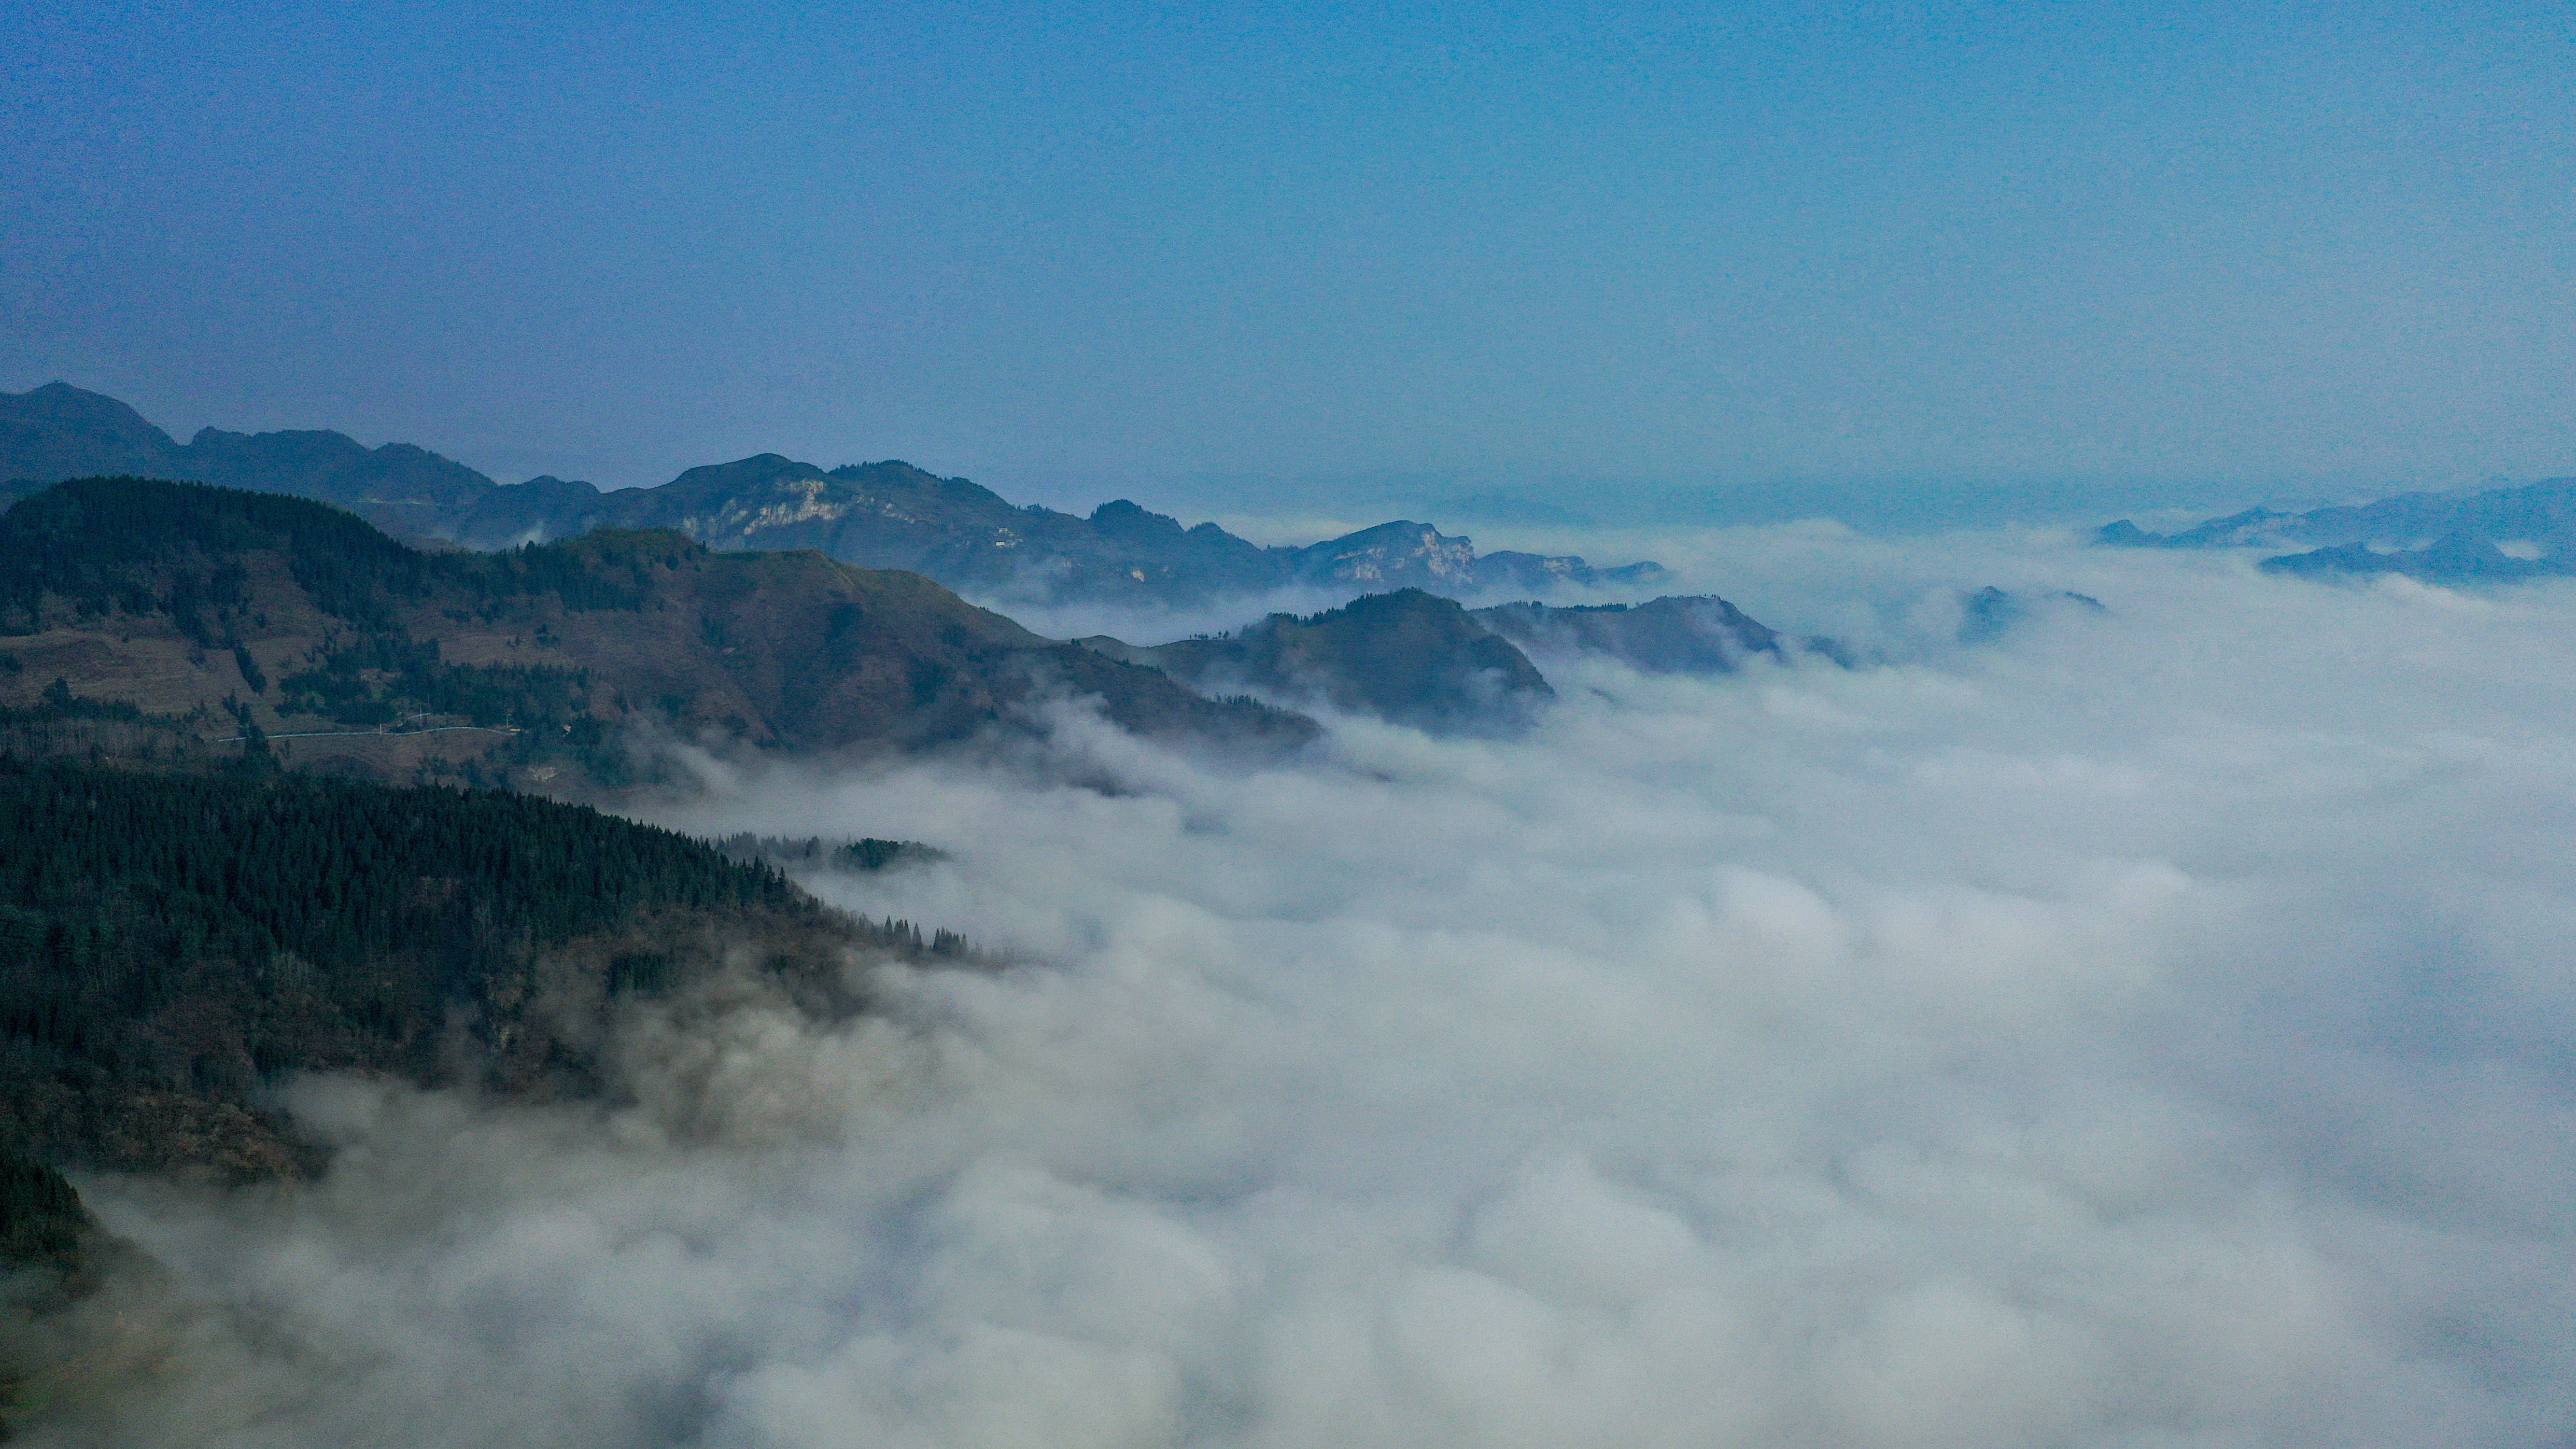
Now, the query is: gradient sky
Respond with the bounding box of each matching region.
[3,1,2570,522]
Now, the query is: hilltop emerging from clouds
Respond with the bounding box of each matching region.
[2096,476,2576,583]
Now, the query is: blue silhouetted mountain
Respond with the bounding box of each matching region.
[0,383,502,538]
[0,383,184,481]
[2092,508,2293,550]
[2094,478,2576,582]
[2257,534,2569,584]
[2,384,1664,608]
[1956,587,2108,644]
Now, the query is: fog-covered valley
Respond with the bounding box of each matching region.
[25,526,2572,1447]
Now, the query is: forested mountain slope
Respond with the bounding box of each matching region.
[0,756,979,1412]
[0,759,866,1184]
[0,477,1312,788]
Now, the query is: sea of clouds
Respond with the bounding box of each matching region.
[26,526,2576,1447]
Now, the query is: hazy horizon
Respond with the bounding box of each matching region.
[2,375,2541,546]
[8,2,2570,520]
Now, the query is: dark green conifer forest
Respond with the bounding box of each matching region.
[0,758,881,1192]
[0,477,1003,1320]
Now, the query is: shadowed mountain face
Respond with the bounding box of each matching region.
[2095,478,2576,583]
[0,384,501,540]
[1080,588,1556,734]
[0,385,181,482]
[0,477,1313,787]
[1472,595,1783,673]
[1078,590,1804,730]
[1,385,1664,608]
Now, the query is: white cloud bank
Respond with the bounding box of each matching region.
[32,532,2576,1447]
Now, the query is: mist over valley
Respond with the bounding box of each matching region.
[3,442,2570,1445]
[7,4,2573,1439]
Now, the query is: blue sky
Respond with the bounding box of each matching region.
[4,1,2570,523]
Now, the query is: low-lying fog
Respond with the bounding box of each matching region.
[45,527,2576,1447]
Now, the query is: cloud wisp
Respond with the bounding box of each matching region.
[35,533,2576,1447]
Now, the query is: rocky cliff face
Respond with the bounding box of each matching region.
[1295,521,1666,596]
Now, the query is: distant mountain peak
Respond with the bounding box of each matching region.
[1080,586,1554,734]
[2096,478,2576,583]
[2,383,187,491]
[667,453,832,487]
[2,385,1669,609]
[12,380,165,426]
[1089,499,1189,540]
[1294,520,1480,587]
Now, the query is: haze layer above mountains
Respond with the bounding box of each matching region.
[2097,476,2576,582]
[0,385,1665,610]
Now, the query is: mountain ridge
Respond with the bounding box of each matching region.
[2,383,1666,609]
[1472,594,1784,673]
[1076,589,1797,731]
[0,476,1315,788]
[2095,477,2576,583]
[1079,588,1558,735]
